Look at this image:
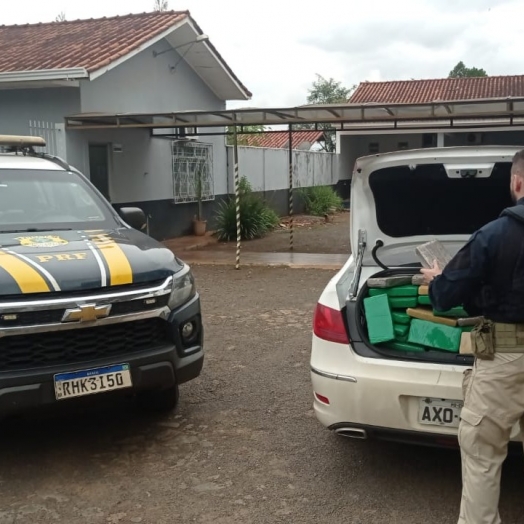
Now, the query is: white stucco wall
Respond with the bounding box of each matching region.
[226,146,338,193]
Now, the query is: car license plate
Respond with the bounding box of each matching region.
[418,398,463,428]
[54,363,132,400]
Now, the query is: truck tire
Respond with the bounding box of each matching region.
[136,384,179,413]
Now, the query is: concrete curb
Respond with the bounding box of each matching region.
[180,252,348,271]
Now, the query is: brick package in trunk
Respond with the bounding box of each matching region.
[415,239,453,269]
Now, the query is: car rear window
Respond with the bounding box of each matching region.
[369,162,513,238]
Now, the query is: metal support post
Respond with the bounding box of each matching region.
[288,124,294,251]
[233,126,241,269]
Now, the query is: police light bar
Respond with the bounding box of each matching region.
[0,135,46,148]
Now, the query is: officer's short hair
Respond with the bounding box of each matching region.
[512,150,524,176]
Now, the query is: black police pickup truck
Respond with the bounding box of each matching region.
[0,135,204,415]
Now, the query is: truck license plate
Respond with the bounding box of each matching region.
[54,364,132,400]
[418,398,463,428]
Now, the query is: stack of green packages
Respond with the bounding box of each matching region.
[364,277,425,353]
[364,276,476,354]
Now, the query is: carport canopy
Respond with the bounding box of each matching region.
[64,96,524,269]
[65,97,524,132]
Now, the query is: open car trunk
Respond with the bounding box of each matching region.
[346,146,517,365]
[348,266,476,366]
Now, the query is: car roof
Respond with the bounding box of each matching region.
[0,152,67,171]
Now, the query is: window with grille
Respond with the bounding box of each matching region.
[172,141,214,203]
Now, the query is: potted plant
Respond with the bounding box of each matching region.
[193,161,207,236]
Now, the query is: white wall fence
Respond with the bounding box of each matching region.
[226,146,338,194]
[28,120,67,159]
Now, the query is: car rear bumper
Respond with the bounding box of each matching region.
[330,421,461,449]
[328,422,523,454]
[310,336,522,442]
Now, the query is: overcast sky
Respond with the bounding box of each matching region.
[3,0,523,109]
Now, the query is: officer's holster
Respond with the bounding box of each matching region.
[471,319,524,359]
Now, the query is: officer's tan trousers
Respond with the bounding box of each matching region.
[458,353,524,524]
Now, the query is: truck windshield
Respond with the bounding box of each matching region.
[0,169,120,233]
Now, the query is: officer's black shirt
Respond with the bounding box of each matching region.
[429,197,524,323]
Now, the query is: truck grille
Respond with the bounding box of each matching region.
[0,296,170,328]
[0,319,169,372]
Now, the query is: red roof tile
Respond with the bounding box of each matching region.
[349,76,524,104]
[239,130,325,149]
[0,11,252,97]
[0,11,191,73]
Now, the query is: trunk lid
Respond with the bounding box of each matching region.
[350,145,519,267]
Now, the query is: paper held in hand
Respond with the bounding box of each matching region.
[416,239,453,269]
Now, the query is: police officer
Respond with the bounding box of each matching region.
[421,149,524,524]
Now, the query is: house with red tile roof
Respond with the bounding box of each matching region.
[335,75,524,197]
[238,130,327,151]
[0,11,251,239]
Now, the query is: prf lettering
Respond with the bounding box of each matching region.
[36,253,88,263]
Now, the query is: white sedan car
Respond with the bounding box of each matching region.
[310,145,522,447]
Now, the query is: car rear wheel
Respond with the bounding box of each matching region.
[136,384,179,413]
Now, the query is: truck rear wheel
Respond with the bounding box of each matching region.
[136,384,179,413]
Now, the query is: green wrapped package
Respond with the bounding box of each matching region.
[418,295,432,306]
[434,307,469,318]
[391,311,411,325]
[389,296,418,309]
[394,323,410,338]
[408,319,462,352]
[386,285,419,297]
[370,286,418,298]
[368,288,387,297]
[389,341,426,352]
[364,294,395,344]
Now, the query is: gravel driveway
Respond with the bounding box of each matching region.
[0,266,522,524]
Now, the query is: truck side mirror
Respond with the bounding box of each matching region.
[119,207,147,231]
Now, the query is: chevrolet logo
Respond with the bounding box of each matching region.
[62,304,112,323]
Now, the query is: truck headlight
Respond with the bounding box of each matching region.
[168,265,196,310]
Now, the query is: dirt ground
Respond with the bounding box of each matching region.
[0,220,522,523]
[199,212,351,255]
[0,265,523,524]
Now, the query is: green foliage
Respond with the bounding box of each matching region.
[194,159,206,221]
[448,61,487,78]
[296,74,357,152]
[154,0,169,11]
[226,125,267,146]
[307,74,354,105]
[215,177,279,241]
[300,185,343,216]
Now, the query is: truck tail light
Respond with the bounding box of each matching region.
[313,303,349,345]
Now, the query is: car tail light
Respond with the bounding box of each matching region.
[315,393,330,405]
[313,303,349,344]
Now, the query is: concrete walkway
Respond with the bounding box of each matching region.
[177,250,348,270]
[163,229,348,270]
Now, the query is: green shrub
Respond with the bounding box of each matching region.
[215,177,280,241]
[299,185,343,216]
